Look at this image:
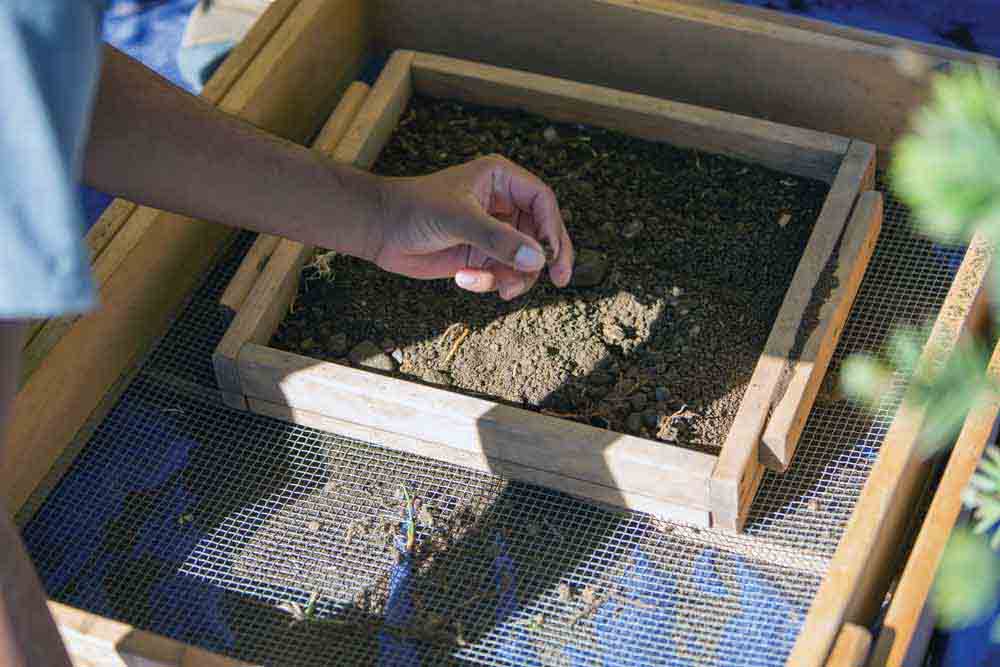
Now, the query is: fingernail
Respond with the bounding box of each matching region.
[455,272,478,289]
[514,244,544,272]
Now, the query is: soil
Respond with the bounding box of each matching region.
[271,95,830,453]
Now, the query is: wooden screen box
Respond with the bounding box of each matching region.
[213,49,883,532]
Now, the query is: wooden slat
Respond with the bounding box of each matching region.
[870,340,1000,666]
[51,602,253,667]
[826,623,873,667]
[214,50,413,407]
[219,0,371,141]
[239,343,717,511]
[788,231,995,667]
[763,190,884,469]
[411,52,850,183]
[250,397,712,526]
[215,238,311,410]
[5,0,372,515]
[218,81,371,317]
[373,0,1000,161]
[710,140,876,531]
[218,234,281,315]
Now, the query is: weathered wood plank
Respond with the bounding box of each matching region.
[239,343,717,511]
[825,622,873,667]
[763,189,884,469]
[375,0,975,161]
[789,232,995,667]
[711,141,876,531]
[51,602,253,667]
[870,340,1000,666]
[250,397,713,526]
[412,52,850,183]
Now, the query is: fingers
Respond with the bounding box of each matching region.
[454,263,540,300]
[445,193,547,273]
[481,155,574,286]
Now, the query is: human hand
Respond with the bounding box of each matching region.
[371,155,574,300]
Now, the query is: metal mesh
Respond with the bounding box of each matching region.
[17,181,960,667]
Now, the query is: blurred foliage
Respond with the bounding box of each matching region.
[840,63,1000,634]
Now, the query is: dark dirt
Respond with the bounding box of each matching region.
[272,95,830,453]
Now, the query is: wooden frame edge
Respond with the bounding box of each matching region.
[51,601,253,667]
[710,140,876,531]
[825,622,873,667]
[410,51,850,184]
[787,232,996,667]
[870,339,1000,666]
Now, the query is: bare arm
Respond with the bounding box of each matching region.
[0,323,73,667]
[84,46,572,299]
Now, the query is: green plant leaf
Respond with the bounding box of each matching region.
[932,527,1000,629]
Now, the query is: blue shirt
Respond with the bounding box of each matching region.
[0,1,104,318]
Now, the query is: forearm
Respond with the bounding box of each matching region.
[83,45,384,259]
[0,323,73,667]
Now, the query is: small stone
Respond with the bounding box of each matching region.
[306,520,321,533]
[328,333,348,357]
[421,369,452,386]
[300,337,317,352]
[349,341,397,371]
[643,410,659,429]
[690,325,701,337]
[391,348,404,364]
[807,499,821,513]
[543,126,559,143]
[671,286,683,298]
[625,413,643,433]
[778,212,792,228]
[570,249,608,288]
[630,394,648,411]
[623,219,644,239]
[654,386,669,402]
[558,581,574,602]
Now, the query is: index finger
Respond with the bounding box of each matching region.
[486,156,574,287]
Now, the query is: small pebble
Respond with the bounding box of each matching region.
[625,413,643,433]
[558,581,574,602]
[328,333,348,357]
[778,212,792,228]
[349,341,397,372]
[543,126,559,143]
[654,386,669,402]
[300,337,317,352]
[570,249,609,288]
[307,520,321,533]
[690,325,701,337]
[671,286,683,298]
[623,219,644,239]
[807,499,821,512]
[602,322,626,344]
[391,348,404,364]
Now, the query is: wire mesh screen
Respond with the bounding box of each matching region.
[17,181,961,667]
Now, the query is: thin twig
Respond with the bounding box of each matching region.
[443,327,470,366]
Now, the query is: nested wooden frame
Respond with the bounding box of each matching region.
[214,49,882,531]
[11,2,998,665]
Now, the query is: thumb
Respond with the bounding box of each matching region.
[445,203,546,273]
